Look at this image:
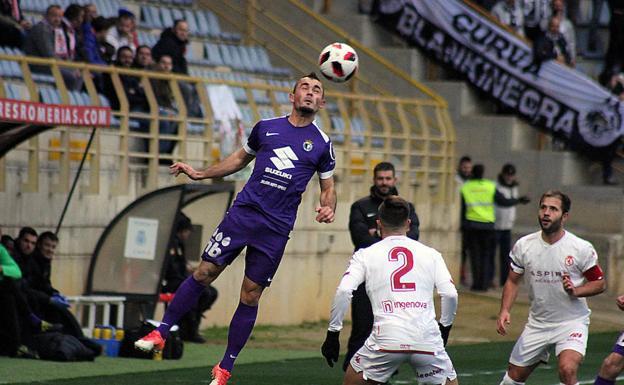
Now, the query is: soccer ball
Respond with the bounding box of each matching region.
[318,42,358,83]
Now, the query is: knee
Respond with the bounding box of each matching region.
[192,265,220,285]
[240,290,261,306]
[600,353,624,378]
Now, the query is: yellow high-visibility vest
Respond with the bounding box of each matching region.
[461,179,496,223]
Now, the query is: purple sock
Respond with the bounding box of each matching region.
[29,313,42,327]
[595,376,615,385]
[219,302,258,372]
[156,276,206,338]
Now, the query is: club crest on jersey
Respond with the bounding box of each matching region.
[303,139,314,152]
[565,255,575,266]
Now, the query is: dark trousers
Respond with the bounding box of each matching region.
[343,283,373,371]
[600,13,624,83]
[466,228,496,291]
[0,279,34,355]
[496,230,512,286]
[175,285,218,341]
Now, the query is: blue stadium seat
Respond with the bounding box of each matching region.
[183,9,200,36]
[194,10,212,37]
[171,8,184,23]
[204,43,225,67]
[160,7,174,29]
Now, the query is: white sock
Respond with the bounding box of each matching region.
[500,372,525,385]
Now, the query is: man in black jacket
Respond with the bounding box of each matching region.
[343,161,420,370]
[162,214,218,343]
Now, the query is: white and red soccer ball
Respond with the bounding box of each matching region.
[318,42,358,83]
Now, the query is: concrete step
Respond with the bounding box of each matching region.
[423,81,496,120]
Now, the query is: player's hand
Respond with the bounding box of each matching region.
[315,206,335,223]
[616,295,624,311]
[170,162,199,180]
[321,330,340,367]
[562,274,577,296]
[438,322,452,346]
[497,311,511,336]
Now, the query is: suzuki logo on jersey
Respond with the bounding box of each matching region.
[270,146,299,170]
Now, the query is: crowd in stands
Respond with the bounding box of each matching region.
[0,226,101,360]
[1,2,207,157]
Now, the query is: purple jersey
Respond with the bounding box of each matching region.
[234,116,335,233]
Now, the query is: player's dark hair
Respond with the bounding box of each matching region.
[539,190,571,213]
[292,72,324,96]
[373,162,395,177]
[38,231,59,244]
[64,4,83,22]
[471,164,484,179]
[378,196,410,230]
[18,226,37,239]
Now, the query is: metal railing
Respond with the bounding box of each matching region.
[0,51,455,202]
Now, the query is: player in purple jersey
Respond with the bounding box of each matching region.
[594,294,624,385]
[134,73,336,385]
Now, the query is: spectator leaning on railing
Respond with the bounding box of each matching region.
[132,44,153,70]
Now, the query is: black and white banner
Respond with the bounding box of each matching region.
[376,0,623,148]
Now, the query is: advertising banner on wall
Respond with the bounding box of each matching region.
[376,0,623,148]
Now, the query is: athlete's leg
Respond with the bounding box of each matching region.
[343,364,382,385]
[218,276,264,372]
[557,349,583,385]
[155,261,226,338]
[596,351,624,384]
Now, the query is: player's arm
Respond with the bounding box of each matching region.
[497,270,522,336]
[322,252,365,367]
[563,264,606,298]
[316,176,336,223]
[170,148,255,180]
[434,254,458,346]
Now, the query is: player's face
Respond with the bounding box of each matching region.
[373,170,396,196]
[39,238,57,260]
[538,197,568,234]
[290,77,325,115]
[18,234,37,256]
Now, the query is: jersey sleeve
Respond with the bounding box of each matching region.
[509,239,525,274]
[578,242,599,273]
[328,251,366,332]
[433,252,458,326]
[317,141,336,180]
[243,121,261,155]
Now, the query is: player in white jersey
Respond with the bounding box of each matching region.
[593,294,624,385]
[322,196,459,385]
[497,190,607,385]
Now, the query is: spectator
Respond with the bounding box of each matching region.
[494,164,530,286]
[14,228,84,338]
[90,16,115,64]
[78,4,99,64]
[84,3,97,22]
[599,0,624,85]
[608,73,624,100]
[456,155,472,286]
[0,0,31,48]
[521,0,551,40]
[162,214,218,343]
[152,19,202,117]
[541,0,576,64]
[460,165,520,291]
[491,0,525,36]
[105,9,136,59]
[105,46,148,110]
[64,4,85,61]
[533,17,573,67]
[150,55,179,156]
[23,4,83,90]
[1,234,15,256]
[132,44,153,69]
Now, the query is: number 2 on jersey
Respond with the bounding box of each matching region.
[388,246,416,291]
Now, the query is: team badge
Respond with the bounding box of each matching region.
[565,255,575,266]
[303,139,313,152]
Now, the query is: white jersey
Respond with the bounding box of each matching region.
[510,230,599,325]
[329,235,458,353]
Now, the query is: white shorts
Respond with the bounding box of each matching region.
[509,320,589,367]
[350,343,457,384]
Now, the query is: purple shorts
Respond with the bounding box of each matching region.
[201,205,289,287]
[614,331,624,356]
